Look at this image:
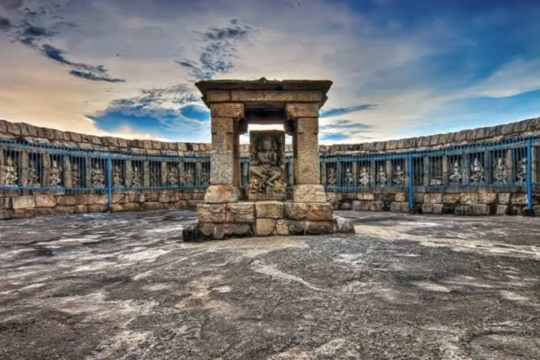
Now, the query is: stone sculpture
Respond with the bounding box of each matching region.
[167,164,179,185]
[130,164,143,188]
[358,166,370,186]
[516,157,527,183]
[71,161,81,188]
[91,163,105,188]
[200,166,209,185]
[49,159,63,187]
[392,164,404,185]
[27,159,40,187]
[449,161,461,184]
[249,131,286,200]
[470,157,484,183]
[377,166,387,186]
[183,166,194,185]
[344,167,354,185]
[494,158,507,184]
[112,164,123,187]
[327,167,337,186]
[2,156,18,185]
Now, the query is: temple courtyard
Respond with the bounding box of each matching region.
[1,211,539,360]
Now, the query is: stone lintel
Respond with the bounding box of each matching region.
[210,103,245,119]
[286,103,320,119]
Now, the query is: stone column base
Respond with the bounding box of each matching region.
[293,184,327,203]
[204,185,240,203]
[183,199,354,242]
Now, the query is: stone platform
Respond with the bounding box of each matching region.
[184,200,354,241]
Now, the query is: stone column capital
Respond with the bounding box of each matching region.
[286,103,320,119]
[209,103,245,119]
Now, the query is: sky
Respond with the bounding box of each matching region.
[1,0,540,144]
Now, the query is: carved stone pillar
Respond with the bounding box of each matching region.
[204,103,244,203]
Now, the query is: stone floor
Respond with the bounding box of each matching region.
[1,210,539,360]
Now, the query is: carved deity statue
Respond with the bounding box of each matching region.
[112,164,123,187]
[27,159,40,187]
[167,164,179,185]
[516,157,527,183]
[326,167,337,186]
[494,158,507,184]
[183,166,194,185]
[200,166,209,185]
[377,166,387,186]
[449,161,461,184]
[2,156,18,185]
[91,164,105,188]
[249,131,286,200]
[392,164,404,185]
[49,159,63,187]
[130,164,143,188]
[358,166,370,186]
[71,161,81,188]
[470,157,484,184]
[344,167,354,185]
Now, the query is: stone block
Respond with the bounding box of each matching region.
[496,205,509,216]
[197,203,227,223]
[205,90,231,102]
[511,193,528,205]
[334,216,354,233]
[159,191,176,203]
[204,185,239,203]
[199,223,225,240]
[287,220,305,235]
[443,193,460,204]
[368,201,384,211]
[84,194,108,206]
[255,201,284,219]
[142,202,163,210]
[497,193,511,205]
[293,184,327,203]
[275,220,290,235]
[357,192,375,201]
[471,204,490,216]
[210,103,244,118]
[87,204,108,213]
[227,202,255,223]
[424,193,442,204]
[305,221,334,235]
[35,194,57,208]
[390,202,409,213]
[255,218,276,236]
[225,223,253,237]
[478,191,497,204]
[455,205,473,216]
[230,90,323,103]
[286,103,320,118]
[12,196,35,210]
[395,192,407,202]
[460,193,479,205]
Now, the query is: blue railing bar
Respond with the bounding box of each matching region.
[106,157,113,211]
[407,154,414,210]
[527,138,534,211]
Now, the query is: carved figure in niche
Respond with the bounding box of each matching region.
[516,157,527,183]
[183,166,194,185]
[344,167,354,185]
[326,167,337,186]
[449,161,461,183]
[249,132,286,200]
[358,166,370,186]
[49,159,63,187]
[112,164,123,187]
[167,164,179,185]
[130,164,143,188]
[2,156,18,185]
[27,158,40,187]
[494,158,507,184]
[200,166,209,185]
[377,166,387,186]
[91,163,105,188]
[470,157,484,183]
[392,164,404,185]
[71,162,81,187]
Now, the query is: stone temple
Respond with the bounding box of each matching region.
[184,78,353,240]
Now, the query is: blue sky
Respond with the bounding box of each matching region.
[0,0,539,143]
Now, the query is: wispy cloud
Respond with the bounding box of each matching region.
[177,19,254,80]
[320,104,377,118]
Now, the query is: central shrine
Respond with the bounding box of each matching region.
[184,78,352,240]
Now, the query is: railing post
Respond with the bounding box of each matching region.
[407,154,415,211]
[527,138,534,212]
[106,156,113,211]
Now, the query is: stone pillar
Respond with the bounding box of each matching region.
[204,103,244,203]
[20,151,29,187]
[287,103,326,203]
[161,161,168,186]
[0,150,5,185]
[423,156,430,186]
[442,155,449,186]
[505,149,513,183]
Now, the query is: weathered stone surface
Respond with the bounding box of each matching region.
[390,202,409,212]
[209,103,244,118]
[424,193,443,204]
[198,223,225,240]
[294,118,320,184]
[12,196,35,210]
[455,205,473,216]
[275,219,290,235]
[443,193,460,204]
[496,204,509,216]
[255,201,284,219]
[460,193,479,206]
[197,204,227,223]
[227,202,255,223]
[293,184,327,203]
[255,218,275,236]
[511,193,528,205]
[286,103,320,118]
[204,185,239,203]
[305,221,334,235]
[478,191,497,204]
[35,194,57,208]
[230,90,323,103]
[395,192,407,202]
[284,202,333,221]
[333,216,354,233]
[498,193,511,205]
[357,192,375,201]
[471,204,490,216]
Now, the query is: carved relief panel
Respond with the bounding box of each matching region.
[248,131,286,201]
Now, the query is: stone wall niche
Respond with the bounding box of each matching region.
[184,78,354,241]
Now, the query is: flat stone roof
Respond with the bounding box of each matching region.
[195,78,333,93]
